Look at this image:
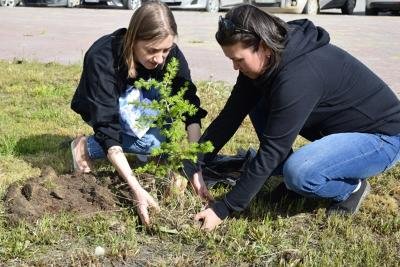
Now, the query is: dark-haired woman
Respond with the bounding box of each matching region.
[70,1,210,225]
[192,4,400,231]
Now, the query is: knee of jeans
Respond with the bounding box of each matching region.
[283,158,324,194]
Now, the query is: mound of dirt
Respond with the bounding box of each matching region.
[2,151,256,226]
[3,167,135,225]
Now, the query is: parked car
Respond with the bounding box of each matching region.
[0,0,138,8]
[81,0,140,9]
[365,0,400,14]
[23,0,79,6]
[0,0,22,6]
[0,0,79,7]
[162,0,357,14]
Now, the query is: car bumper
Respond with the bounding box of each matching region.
[161,0,207,9]
[366,0,400,10]
[24,0,68,5]
[82,0,123,5]
[320,0,347,9]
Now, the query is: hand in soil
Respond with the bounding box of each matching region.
[194,207,222,232]
[190,171,214,203]
[133,187,160,225]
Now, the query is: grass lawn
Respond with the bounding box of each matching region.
[0,60,399,266]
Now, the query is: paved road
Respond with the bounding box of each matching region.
[0,7,399,94]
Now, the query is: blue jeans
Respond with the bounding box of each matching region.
[87,127,165,160]
[249,104,400,202]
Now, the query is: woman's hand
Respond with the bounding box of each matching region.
[106,146,160,225]
[185,124,213,201]
[132,186,160,225]
[191,171,214,202]
[194,207,222,231]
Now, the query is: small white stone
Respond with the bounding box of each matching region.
[95,246,105,257]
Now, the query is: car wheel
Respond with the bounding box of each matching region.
[67,0,80,7]
[124,0,141,10]
[206,0,219,13]
[365,7,378,15]
[341,0,356,14]
[0,0,17,6]
[302,0,319,15]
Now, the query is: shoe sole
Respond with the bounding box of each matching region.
[71,139,79,172]
[353,181,371,214]
[327,181,371,216]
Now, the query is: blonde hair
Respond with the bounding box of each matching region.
[122,1,177,78]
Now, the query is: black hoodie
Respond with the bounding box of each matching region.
[71,29,207,152]
[202,19,400,219]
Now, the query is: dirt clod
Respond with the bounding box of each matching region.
[3,167,130,225]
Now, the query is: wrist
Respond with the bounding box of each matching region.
[182,159,201,179]
[211,200,231,220]
[125,173,142,191]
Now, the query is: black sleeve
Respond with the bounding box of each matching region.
[182,74,259,178]
[170,46,207,127]
[211,67,324,220]
[84,52,122,152]
[200,74,259,161]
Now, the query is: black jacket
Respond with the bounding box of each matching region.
[71,28,207,152]
[202,19,400,219]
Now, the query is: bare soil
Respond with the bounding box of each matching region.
[3,166,140,225]
[2,166,208,266]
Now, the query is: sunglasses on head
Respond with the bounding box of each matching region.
[218,16,255,37]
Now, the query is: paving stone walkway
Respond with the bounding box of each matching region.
[0,7,399,93]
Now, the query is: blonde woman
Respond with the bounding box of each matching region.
[71,1,211,225]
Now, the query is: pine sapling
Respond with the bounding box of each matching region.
[131,57,213,185]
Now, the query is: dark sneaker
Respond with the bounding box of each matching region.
[327,180,371,216]
[202,149,256,189]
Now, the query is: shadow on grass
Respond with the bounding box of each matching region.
[244,188,330,220]
[211,181,330,221]
[14,134,74,174]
